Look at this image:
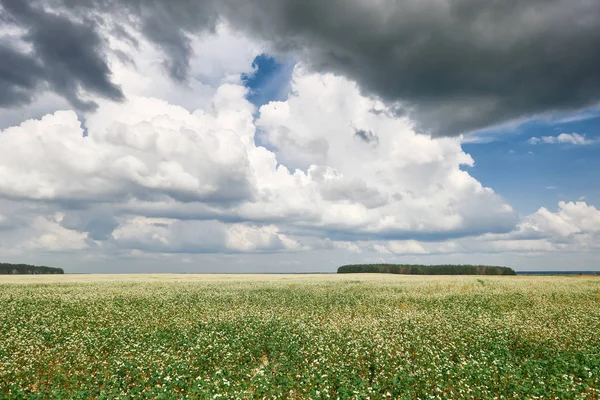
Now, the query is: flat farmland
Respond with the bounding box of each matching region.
[1,274,599,399]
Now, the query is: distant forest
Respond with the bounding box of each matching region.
[0,263,64,275]
[338,264,516,275]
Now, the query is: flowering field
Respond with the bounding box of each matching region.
[1,274,599,399]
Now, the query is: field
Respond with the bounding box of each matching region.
[1,274,599,399]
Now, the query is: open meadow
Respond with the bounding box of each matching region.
[1,274,599,399]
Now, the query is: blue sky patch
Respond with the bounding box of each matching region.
[242,54,295,110]
[464,114,600,214]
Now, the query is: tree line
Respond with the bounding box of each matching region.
[337,264,516,275]
[0,263,64,275]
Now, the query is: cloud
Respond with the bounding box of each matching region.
[3,0,600,137]
[0,42,45,108]
[0,0,124,110]
[353,129,379,145]
[20,213,89,252]
[326,201,600,257]
[251,68,517,238]
[112,218,300,254]
[0,92,254,204]
[228,0,600,136]
[529,133,595,145]
[0,0,222,110]
[530,201,600,238]
[136,1,220,82]
[475,201,600,252]
[103,22,263,120]
[0,213,14,231]
[0,21,261,139]
[0,66,518,256]
[545,133,595,145]
[59,210,119,241]
[373,240,428,255]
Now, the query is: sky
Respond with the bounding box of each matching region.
[0,0,599,273]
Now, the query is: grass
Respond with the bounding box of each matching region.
[1,274,599,399]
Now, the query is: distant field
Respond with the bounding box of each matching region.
[1,274,599,398]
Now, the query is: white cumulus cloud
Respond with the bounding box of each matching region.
[529,132,595,145]
[0,66,531,257]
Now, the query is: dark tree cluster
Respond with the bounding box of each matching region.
[0,263,64,274]
[337,264,516,275]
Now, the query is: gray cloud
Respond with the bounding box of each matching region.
[0,0,124,110]
[137,1,218,82]
[221,0,600,136]
[3,0,600,135]
[60,211,119,240]
[354,129,378,145]
[0,43,45,108]
[54,0,220,82]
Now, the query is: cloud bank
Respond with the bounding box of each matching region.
[0,67,520,258]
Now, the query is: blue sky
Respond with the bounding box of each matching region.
[464,116,600,215]
[242,54,295,110]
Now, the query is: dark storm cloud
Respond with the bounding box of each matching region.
[2,0,600,136]
[0,0,123,110]
[0,43,45,108]
[219,0,600,136]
